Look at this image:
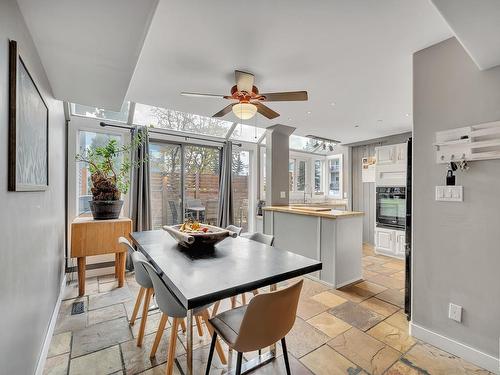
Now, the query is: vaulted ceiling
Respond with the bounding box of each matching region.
[17,1,498,143]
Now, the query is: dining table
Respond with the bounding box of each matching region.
[130,229,322,375]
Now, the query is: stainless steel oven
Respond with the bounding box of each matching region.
[376,186,406,229]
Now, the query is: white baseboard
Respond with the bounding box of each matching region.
[35,273,67,375]
[410,322,500,374]
[336,275,363,288]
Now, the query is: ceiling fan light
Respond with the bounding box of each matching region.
[232,103,257,120]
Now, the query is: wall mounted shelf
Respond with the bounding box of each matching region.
[434,120,500,163]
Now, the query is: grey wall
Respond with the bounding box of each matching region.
[0,1,66,373]
[413,37,500,358]
[350,132,411,244]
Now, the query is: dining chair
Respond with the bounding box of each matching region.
[238,232,275,305]
[133,254,227,375]
[206,279,303,375]
[226,225,243,236]
[118,237,155,347]
[119,237,190,346]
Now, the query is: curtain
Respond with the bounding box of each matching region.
[127,126,152,270]
[217,141,234,228]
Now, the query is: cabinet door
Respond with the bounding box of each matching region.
[375,229,394,253]
[395,143,407,164]
[395,232,406,257]
[376,146,395,165]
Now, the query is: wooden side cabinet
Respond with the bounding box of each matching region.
[71,217,132,296]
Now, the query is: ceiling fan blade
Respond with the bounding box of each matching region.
[260,91,308,102]
[255,102,280,119]
[181,92,227,99]
[213,103,235,117]
[235,70,254,93]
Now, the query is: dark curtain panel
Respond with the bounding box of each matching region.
[127,126,151,269]
[217,141,233,228]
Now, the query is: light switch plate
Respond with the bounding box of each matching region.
[280,191,286,198]
[436,186,463,202]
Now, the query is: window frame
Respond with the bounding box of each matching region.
[326,153,343,199]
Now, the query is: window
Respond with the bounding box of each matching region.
[134,103,232,138]
[289,134,318,152]
[77,131,122,214]
[327,154,343,198]
[289,157,308,192]
[259,146,266,201]
[314,160,323,193]
[230,123,265,143]
[232,150,250,232]
[71,102,130,123]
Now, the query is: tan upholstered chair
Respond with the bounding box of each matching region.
[206,280,303,375]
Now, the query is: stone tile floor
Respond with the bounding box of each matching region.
[44,244,492,375]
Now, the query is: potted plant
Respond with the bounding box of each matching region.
[76,135,143,220]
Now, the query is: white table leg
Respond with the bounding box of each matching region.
[186,310,193,375]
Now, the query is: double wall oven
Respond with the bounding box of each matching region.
[376,186,406,229]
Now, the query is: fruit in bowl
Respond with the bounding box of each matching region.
[163,220,236,249]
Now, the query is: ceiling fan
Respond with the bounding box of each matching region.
[181,70,308,120]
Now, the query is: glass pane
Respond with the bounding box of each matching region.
[329,158,341,197]
[149,143,182,228]
[289,159,295,191]
[72,102,130,123]
[134,103,232,138]
[77,131,121,215]
[184,145,220,224]
[230,123,265,143]
[297,160,306,191]
[314,160,322,192]
[289,134,318,152]
[232,150,250,232]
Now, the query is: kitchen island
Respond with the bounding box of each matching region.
[262,206,363,288]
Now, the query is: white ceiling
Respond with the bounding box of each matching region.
[17,0,456,143]
[16,0,159,110]
[126,0,452,143]
[431,0,500,71]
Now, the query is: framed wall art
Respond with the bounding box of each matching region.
[8,40,49,191]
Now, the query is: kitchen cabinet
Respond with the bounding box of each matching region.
[375,145,395,165]
[375,227,405,259]
[375,143,407,186]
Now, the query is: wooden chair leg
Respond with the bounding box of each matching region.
[205,332,217,375]
[235,352,243,375]
[195,315,204,336]
[137,288,153,347]
[211,300,221,317]
[281,338,291,375]
[252,289,258,296]
[230,296,236,308]
[200,310,227,365]
[130,287,145,325]
[180,318,187,332]
[166,318,179,375]
[241,293,247,305]
[150,313,168,358]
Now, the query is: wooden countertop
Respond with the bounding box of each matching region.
[262,206,364,219]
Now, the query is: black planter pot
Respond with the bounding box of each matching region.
[89,200,124,220]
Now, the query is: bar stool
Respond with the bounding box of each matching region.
[206,280,303,375]
[134,253,227,375]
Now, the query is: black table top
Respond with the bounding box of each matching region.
[130,230,322,309]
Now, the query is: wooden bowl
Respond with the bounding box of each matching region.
[163,224,236,249]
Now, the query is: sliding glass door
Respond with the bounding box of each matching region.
[149,143,183,228]
[149,142,221,229]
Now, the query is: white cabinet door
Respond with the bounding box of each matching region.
[395,232,406,258]
[375,228,394,253]
[376,146,395,165]
[395,143,407,164]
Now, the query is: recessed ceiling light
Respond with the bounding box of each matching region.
[377,119,383,122]
[354,124,359,128]
[405,113,410,117]
[330,102,336,107]
[288,117,292,121]
[306,111,312,115]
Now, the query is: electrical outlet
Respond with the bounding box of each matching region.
[449,303,462,322]
[280,191,286,198]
